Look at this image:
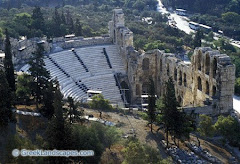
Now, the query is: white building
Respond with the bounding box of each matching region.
[176,9,187,16]
[189,21,199,30]
[0,51,5,64]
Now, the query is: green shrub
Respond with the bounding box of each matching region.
[88,94,113,111]
[138,112,149,120]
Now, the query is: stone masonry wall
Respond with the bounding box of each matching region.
[53,36,112,49]
[6,8,235,116]
[9,35,112,65]
[109,9,235,115]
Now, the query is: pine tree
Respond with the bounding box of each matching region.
[147,78,156,133]
[28,44,50,110]
[4,29,15,92]
[0,70,13,127]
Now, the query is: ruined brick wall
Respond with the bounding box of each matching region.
[109,9,235,115]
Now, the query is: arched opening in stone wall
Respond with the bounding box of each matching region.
[136,84,140,96]
[178,96,182,106]
[121,81,131,103]
[206,81,209,95]
[198,77,202,91]
[198,53,202,71]
[184,73,187,87]
[178,70,182,86]
[205,54,210,75]
[142,58,149,70]
[142,82,148,94]
[160,59,162,71]
[167,64,169,76]
[121,33,123,47]
[114,29,116,42]
[213,58,217,78]
[174,68,177,81]
[213,85,217,97]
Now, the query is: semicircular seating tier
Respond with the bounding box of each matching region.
[44,44,126,104]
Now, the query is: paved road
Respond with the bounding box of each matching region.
[157,0,240,47]
[233,96,240,114]
[157,0,193,34]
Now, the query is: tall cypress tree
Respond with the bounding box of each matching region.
[147,78,156,133]
[53,82,64,129]
[67,97,84,124]
[41,80,55,119]
[46,83,73,163]
[158,78,193,147]
[161,77,179,147]
[4,29,15,92]
[193,30,203,48]
[0,70,13,127]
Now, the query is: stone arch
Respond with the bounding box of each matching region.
[184,73,187,87]
[206,81,209,95]
[213,58,217,78]
[142,58,149,70]
[178,70,182,86]
[136,84,140,96]
[213,85,216,97]
[160,59,162,71]
[121,33,123,46]
[121,81,130,103]
[142,82,148,94]
[197,52,202,71]
[205,54,210,75]
[174,68,177,81]
[178,96,182,106]
[198,77,202,91]
[167,63,169,76]
[114,29,116,42]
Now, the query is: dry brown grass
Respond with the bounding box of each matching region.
[16,104,42,112]
[100,144,125,164]
[84,108,237,163]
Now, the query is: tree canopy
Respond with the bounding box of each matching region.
[4,29,15,92]
[0,70,13,127]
